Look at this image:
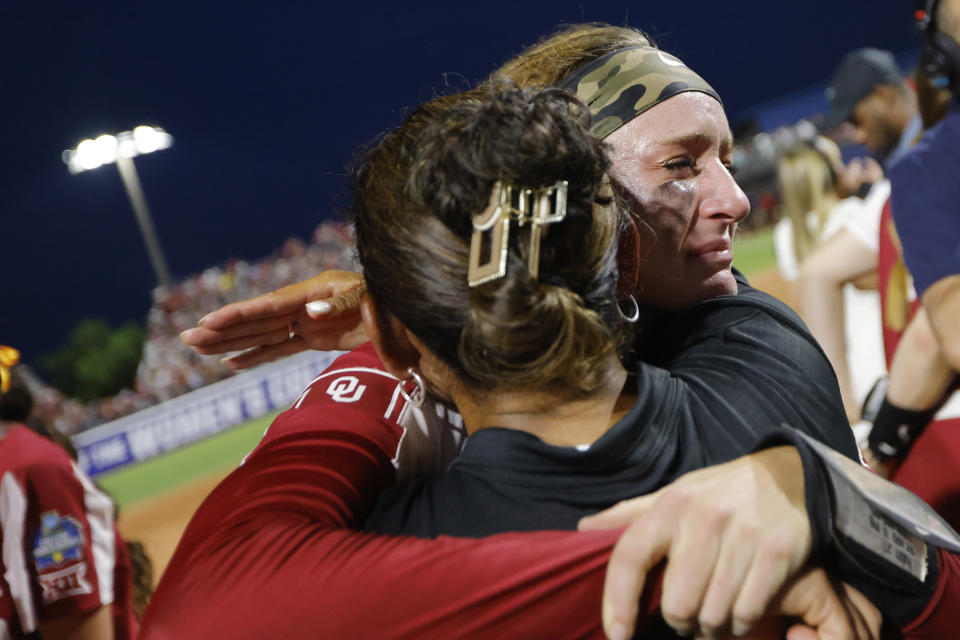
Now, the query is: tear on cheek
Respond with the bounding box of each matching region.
[655,181,696,209]
[627,181,695,230]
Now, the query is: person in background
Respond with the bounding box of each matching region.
[797,48,920,422]
[774,137,887,422]
[0,346,139,640]
[864,0,960,495]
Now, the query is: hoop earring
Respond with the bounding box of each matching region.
[399,367,425,408]
[617,295,639,323]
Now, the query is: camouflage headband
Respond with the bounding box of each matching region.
[558,46,722,139]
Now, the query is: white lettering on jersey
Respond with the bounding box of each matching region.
[326,376,367,403]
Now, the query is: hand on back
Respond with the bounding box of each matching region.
[580,446,881,639]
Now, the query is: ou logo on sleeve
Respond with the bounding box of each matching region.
[326,376,367,403]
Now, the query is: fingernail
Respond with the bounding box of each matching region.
[606,622,629,640]
[198,312,213,327]
[306,301,332,316]
[731,620,750,637]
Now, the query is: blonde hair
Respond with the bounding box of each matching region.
[492,23,654,88]
[776,137,841,263]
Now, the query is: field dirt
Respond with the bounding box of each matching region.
[118,268,794,585]
[116,470,231,581]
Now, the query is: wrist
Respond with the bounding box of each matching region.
[867,397,936,462]
[751,425,959,628]
[752,445,810,552]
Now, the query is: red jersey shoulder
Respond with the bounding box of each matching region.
[300,349,401,408]
[0,425,76,476]
[248,344,409,455]
[0,426,85,516]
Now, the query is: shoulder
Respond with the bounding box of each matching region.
[259,343,404,445]
[292,342,400,414]
[694,271,813,345]
[637,272,822,370]
[0,425,75,478]
[675,275,844,390]
[890,106,960,188]
[241,343,410,474]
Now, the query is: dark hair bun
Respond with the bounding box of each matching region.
[353,83,627,394]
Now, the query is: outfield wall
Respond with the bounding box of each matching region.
[72,350,342,477]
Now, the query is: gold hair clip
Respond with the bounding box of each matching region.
[468,180,568,287]
[0,346,21,393]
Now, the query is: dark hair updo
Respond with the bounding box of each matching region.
[352,83,627,394]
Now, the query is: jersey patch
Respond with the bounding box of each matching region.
[32,511,84,571]
[37,563,93,604]
[326,376,367,403]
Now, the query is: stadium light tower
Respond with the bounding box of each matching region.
[63,126,174,288]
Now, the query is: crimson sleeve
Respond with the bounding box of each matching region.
[140,347,661,638]
[23,461,113,622]
[902,549,960,639]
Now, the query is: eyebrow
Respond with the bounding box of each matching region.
[659,132,735,155]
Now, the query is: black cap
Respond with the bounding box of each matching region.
[822,48,903,130]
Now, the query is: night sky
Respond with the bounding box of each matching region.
[1,1,916,366]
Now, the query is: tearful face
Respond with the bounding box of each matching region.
[605,93,750,309]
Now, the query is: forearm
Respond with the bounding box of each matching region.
[797,229,878,422]
[886,308,954,410]
[797,266,856,420]
[142,346,660,638]
[868,307,955,464]
[142,522,639,640]
[922,274,960,372]
[141,407,655,638]
[758,427,950,631]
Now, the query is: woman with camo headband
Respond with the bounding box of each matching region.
[156,76,880,640]
[162,23,960,639]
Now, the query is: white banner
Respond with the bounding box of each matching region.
[72,350,342,477]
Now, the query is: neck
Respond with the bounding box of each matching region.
[452,356,632,447]
[893,92,918,138]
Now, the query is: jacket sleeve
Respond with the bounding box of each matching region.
[902,548,960,640]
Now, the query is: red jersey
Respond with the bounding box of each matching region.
[0,424,137,639]
[141,345,956,639]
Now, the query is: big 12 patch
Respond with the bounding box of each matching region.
[32,511,92,603]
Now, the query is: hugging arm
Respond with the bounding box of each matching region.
[585,425,960,640]
[179,270,367,369]
[140,347,634,639]
[142,348,873,640]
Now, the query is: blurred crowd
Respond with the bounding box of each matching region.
[32,220,357,435]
